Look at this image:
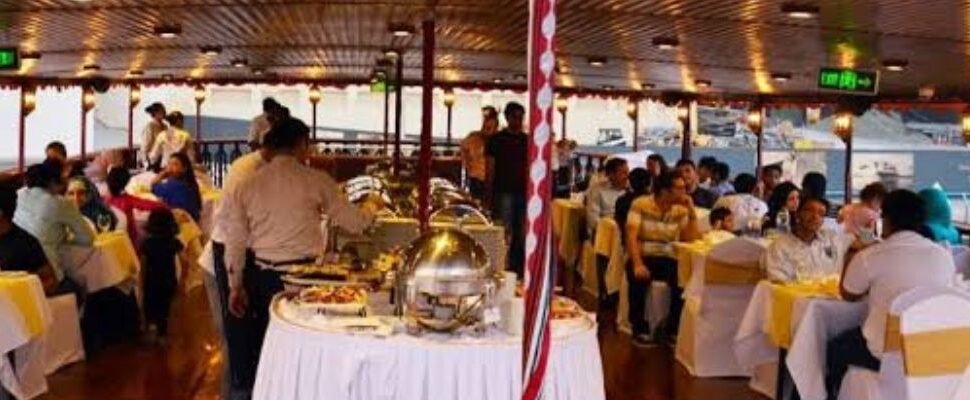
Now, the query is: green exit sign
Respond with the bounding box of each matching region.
[818,67,879,95]
[0,48,19,70]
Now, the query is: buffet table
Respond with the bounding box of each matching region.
[0,273,53,400]
[253,296,606,400]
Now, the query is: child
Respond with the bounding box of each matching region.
[705,207,736,243]
[142,208,183,343]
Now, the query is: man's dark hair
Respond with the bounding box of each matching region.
[712,161,731,182]
[45,141,67,159]
[604,158,627,175]
[860,182,888,203]
[675,158,695,169]
[653,170,682,195]
[801,172,827,198]
[107,167,132,197]
[762,164,783,175]
[144,102,165,115]
[482,106,498,120]
[733,173,758,194]
[0,187,15,221]
[24,161,62,189]
[798,195,831,214]
[503,102,525,118]
[263,97,281,112]
[710,207,732,227]
[882,189,926,233]
[263,117,310,150]
[698,156,718,170]
[628,168,651,194]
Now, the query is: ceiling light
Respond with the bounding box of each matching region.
[882,59,908,72]
[231,58,248,68]
[20,51,40,61]
[695,79,712,89]
[82,64,100,71]
[601,84,614,91]
[388,22,415,37]
[770,72,792,82]
[200,46,222,56]
[514,73,527,80]
[252,68,265,76]
[652,36,680,50]
[162,74,174,80]
[153,23,182,39]
[383,49,400,59]
[493,77,504,84]
[587,57,607,67]
[781,3,820,19]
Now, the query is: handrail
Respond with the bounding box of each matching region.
[195,138,460,147]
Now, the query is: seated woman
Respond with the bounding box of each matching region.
[151,152,202,221]
[67,176,117,233]
[105,167,167,245]
[762,181,800,232]
[918,187,960,245]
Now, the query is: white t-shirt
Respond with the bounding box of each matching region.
[713,193,768,230]
[763,230,853,282]
[842,231,956,357]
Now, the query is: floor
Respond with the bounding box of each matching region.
[37,277,767,400]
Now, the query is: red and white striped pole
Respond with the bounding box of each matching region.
[521,0,556,398]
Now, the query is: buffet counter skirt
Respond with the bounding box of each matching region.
[253,296,606,400]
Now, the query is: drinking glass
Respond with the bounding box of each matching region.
[96,214,112,233]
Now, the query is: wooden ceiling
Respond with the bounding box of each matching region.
[0,0,968,96]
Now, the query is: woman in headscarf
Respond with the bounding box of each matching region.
[66,176,117,233]
[918,187,960,244]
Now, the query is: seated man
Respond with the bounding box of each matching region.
[704,207,735,244]
[0,187,57,295]
[763,196,852,282]
[586,158,628,236]
[713,173,767,233]
[826,190,956,396]
[674,159,717,209]
[625,171,701,345]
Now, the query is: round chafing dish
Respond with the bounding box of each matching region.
[397,228,499,332]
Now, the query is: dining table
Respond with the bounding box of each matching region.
[0,273,53,400]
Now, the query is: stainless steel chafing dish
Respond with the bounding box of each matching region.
[395,228,499,332]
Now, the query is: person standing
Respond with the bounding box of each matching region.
[150,111,194,165]
[674,159,717,208]
[460,106,498,200]
[247,98,282,149]
[224,117,375,395]
[45,141,68,164]
[585,158,628,236]
[625,171,701,345]
[485,102,529,277]
[141,103,168,168]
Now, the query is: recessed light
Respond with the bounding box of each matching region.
[601,84,614,90]
[640,82,655,90]
[514,73,527,80]
[695,79,712,89]
[153,23,182,39]
[200,46,222,56]
[252,68,265,76]
[128,69,144,77]
[493,77,504,84]
[781,3,820,19]
[162,74,174,80]
[388,22,415,37]
[882,59,908,72]
[82,64,100,71]
[588,57,607,67]
[652,36,680,50]
[771,72,792,82]
[20,51,41,61]
[231,58,248,68]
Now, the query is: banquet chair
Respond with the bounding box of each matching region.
[675,239,763,377]
[838,286,970,400]
[43,294,85,374]
[951,245,970,277]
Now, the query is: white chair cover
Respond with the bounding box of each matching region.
[42,294,85,374]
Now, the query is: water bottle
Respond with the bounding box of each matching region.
[777,209,791,234]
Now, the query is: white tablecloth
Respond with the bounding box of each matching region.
[254,299,606,400]
[735,281,866,400]
[60,232,141,294]
[0,275,53,400]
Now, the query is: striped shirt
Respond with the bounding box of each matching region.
[626,195,690,257]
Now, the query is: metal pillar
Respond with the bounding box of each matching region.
[417,16,435,232]
[393,52,404,174]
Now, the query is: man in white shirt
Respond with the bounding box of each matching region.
[763,196,851,282]
[713,173,767,233]
[247,98,282,149]
[585,158,628,236]
[140,102,168,167]
[826,190,956,396]
[224,117,375,395]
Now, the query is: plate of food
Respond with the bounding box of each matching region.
[550,296,585,321]
[283,263,352,287]
[295,285,368,314]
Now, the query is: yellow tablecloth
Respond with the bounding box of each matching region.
[552,199,584,267]
[96,231,140,277]
[768,279,841,348]
[0,275,48,339]
[674,241,712,288]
